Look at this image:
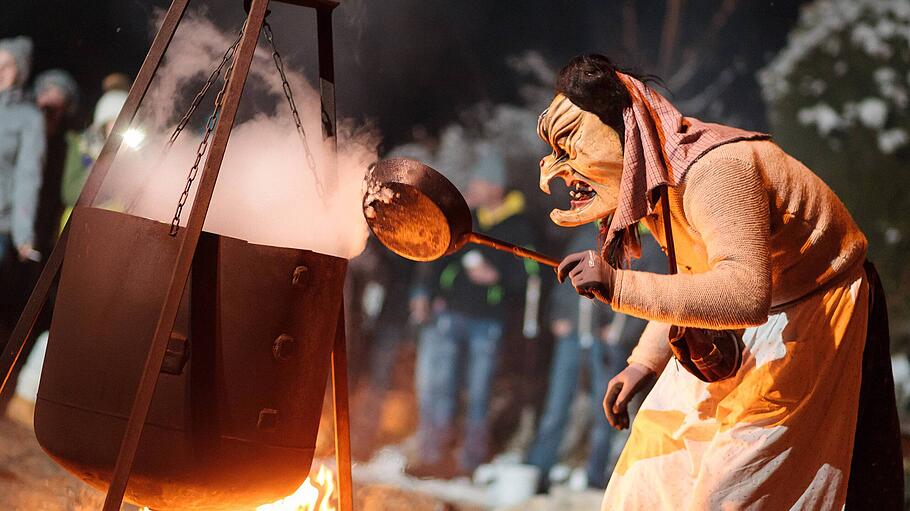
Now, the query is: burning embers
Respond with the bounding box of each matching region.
[256,464,338,511]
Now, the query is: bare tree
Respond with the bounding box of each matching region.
[617,0,742,117]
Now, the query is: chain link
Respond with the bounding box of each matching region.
[169,17,325,235]
[169,20,247,236]
[263,20,324,197]
[167,28,245,148]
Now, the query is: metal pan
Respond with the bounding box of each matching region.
[362,157,559,268]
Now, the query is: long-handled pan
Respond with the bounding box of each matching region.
[362,157,559,268]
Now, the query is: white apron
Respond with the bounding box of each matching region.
[603,265,869,510]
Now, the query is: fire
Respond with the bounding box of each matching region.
[255,464,338,511]
[135,464,337,511]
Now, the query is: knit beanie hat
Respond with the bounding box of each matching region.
[93,89,128,128]
[102,72,131,93]
[0,36,33,86]
[470,142,507,187]
[35,69,80,111]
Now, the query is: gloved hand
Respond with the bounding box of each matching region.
[557,249,615,301]
[603,362,656,430]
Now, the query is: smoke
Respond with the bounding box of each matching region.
[94,10,378,259]
[387,51,553,201]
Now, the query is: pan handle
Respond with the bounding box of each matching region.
[466,232,560,268]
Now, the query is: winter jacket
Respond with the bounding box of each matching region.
[0,88,45,247]
[417,190,538,321]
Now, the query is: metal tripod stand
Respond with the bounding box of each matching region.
[0,1,354,509]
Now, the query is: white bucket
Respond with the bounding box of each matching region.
[474,462,540,508]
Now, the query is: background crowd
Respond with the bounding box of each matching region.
[345,138,668,491]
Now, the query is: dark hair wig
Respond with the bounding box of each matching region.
[556,54,660,267]
[555,54,633,141]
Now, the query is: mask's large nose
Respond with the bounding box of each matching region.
[539,154,567,194]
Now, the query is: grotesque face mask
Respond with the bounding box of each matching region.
[537,94,623,227]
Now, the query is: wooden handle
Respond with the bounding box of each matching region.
[467,232,560,268]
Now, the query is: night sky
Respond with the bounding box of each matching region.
[2,0,809,150]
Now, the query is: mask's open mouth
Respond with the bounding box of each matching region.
[569,179,597,210]
[541,164,611,226]
[544,170,597,213]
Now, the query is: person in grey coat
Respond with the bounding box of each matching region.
[0,36,45,263]
[0,36,45,417]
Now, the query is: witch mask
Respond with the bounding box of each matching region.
[537,93,623,227]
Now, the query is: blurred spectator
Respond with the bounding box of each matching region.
[0,36,44,266]
[0,36,45,417]
[60,88,127,228]
[101,72,131,93]
[350,238,419,459]
[33,69,79,257]
[408,144,537,477]
[0,70,83,415]
[526,227,665,490]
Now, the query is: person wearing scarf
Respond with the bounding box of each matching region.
[537,54,901,509]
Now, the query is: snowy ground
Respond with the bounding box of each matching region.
[340,445,603,511]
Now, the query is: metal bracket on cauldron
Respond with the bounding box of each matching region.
[272,334,298,361]
[292,264,309,287]
[160,333,190,375]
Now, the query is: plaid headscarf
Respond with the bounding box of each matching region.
[605,73,768,263]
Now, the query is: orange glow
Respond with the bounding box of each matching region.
[256,464,338,511]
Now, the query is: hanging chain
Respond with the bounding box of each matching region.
[169,20,247,236]
[263,20,325,197]
[167,28,245,148]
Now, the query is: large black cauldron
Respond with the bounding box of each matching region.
[34,207,347,510]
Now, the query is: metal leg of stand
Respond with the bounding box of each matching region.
[315,5,337,194]
[332,306,354,511]
[101,1,271,509]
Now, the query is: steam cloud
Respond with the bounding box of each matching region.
[95,10,378,259]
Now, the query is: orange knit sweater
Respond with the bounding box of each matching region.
[615,139,868,373]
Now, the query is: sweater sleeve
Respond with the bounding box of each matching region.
[610,156,772,329]
[626,320,672,374]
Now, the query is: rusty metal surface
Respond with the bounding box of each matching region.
[35,207,347,510]
[364,157,473,260]
[331,306,354,511]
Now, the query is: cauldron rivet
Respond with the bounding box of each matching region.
[257,408,280,431]
[292,265,309,287]
[272,334,297,361]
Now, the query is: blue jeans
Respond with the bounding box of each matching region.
[415,310,503,471]
[527,334,627,488]
[370,323,404,391]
